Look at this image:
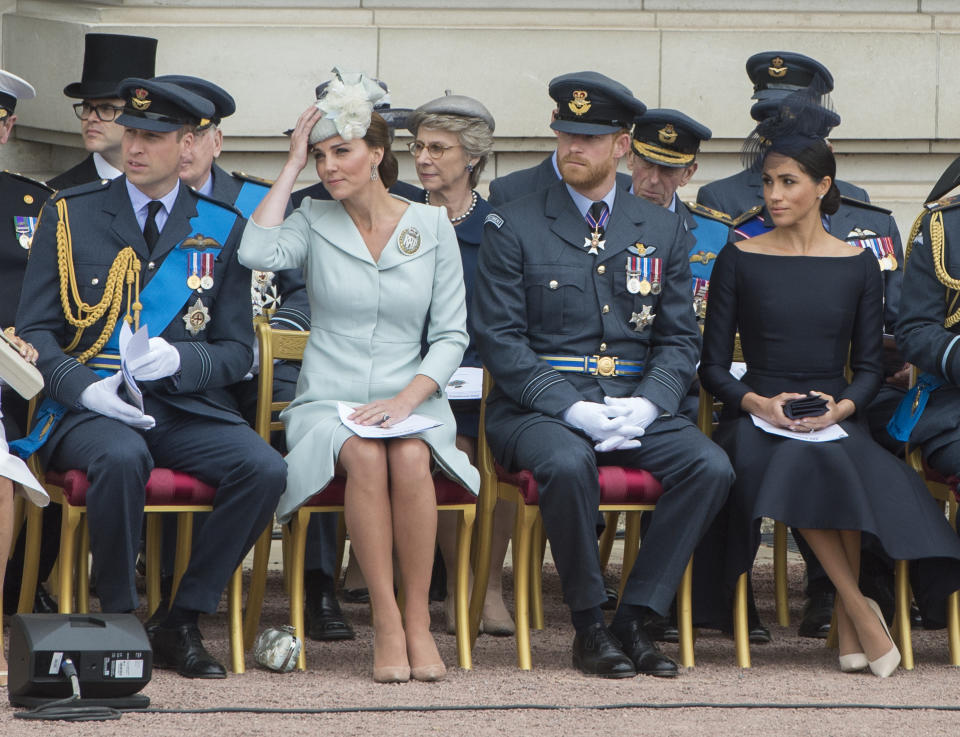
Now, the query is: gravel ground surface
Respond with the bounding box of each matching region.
[3,547,959,736]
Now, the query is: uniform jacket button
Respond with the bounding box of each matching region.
[599,342,607,352]
[597,265,606,274]
[548,279,559,290]
[602,305,610,313]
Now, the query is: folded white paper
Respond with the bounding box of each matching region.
[750,414,848,442]
[446,366,482,400]
[337,402,442,439]
[119,322,149,413]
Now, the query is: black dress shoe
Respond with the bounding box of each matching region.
[150,624,227,679]
[34,585,58,614]
[305,589,355,641]
[798,589,834,638]
[571,622,636,678]
[642,612,679,644]
[610,619,678,678]
[143,599,170,639]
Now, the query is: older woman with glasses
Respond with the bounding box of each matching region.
[406,94,515,637]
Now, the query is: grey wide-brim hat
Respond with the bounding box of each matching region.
[406,92,495,135]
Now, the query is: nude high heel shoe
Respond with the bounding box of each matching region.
[838,652,868,673]
[865,597,900,678]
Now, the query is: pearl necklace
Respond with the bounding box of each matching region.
[426,190,478,224]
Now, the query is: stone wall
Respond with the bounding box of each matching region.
[2,0,958,229]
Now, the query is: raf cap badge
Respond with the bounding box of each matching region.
[398,226,421,255]
[568,90,592,117]
[131,88,151,110]
[183,297,211,336]
[768,57,787,78]
[658,124,678,145]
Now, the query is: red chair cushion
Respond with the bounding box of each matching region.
[495,463,663,506]
[921,460,960,504]
[301,474,475,508]
[47,468,217,507]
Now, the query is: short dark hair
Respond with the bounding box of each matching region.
[363,112,398,188]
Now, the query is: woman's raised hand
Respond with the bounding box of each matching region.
[286,104,324,174]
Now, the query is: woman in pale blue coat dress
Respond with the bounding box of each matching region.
[238,72,479,684]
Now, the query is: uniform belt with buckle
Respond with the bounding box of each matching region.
[539,354,644,377]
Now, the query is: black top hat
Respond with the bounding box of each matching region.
[745,51,834,101]
[631,109,712,168]
[153,75,235,127]
[63,33,157,100]
[549,71,646,135]
[116,78,214,133]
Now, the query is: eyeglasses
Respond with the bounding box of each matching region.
[72,102,125,122]
[407,141,462,160]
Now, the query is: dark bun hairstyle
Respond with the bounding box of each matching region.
[787,138,840,215]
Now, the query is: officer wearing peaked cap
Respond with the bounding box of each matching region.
[473,71,732,679]
[15,77,286,678]
[697,51,869,217]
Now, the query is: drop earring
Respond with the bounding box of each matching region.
[370,164,378,181]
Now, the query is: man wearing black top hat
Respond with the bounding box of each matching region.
[0,68,59,617]
[290,78,421,207]
[47,33,157,191]
[473,71,732,678]
[158,74,353,642]
[16,78,286,678]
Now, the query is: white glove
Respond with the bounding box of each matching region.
[79,372,155,429]
[604,396,662,432]
[127,337,181,381]
[562,400,640,445]
[593,434,644,453]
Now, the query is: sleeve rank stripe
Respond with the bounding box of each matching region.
[524,375,565,406]
[941,335,960,383]
[648,366,684,400]
[520,370,563,406]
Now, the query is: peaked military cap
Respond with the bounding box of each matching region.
[549,71,646,135]
[0,69,35,119]
[116,78,214,133]
[407,92,495,134]
[153,75,235,128]
[746,51,834,101]
[631,108,711,168]
[63,33,157,100]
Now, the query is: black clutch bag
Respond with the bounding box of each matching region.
[782,394,828,420]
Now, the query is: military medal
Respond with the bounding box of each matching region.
[626,256,642,294]
[251,271,279,317]
[848,231,897,272]
[649,257,662,295]
[14,216,36,249]
[397,226,421,255]
[187,252,202,290]
[629,304,656,332]
[183,297,211,335]
[200,252,215,290]
[692,278,710,319]
[636,258,653,296]
[584,203,609,256]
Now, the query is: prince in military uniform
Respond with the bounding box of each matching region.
[473,72,732,678]
[15,78,286,678]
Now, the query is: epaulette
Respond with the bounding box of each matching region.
[730,205,762,228]
[2,170,54,193]
[194,187,243,218]
[684,201,733,225]
[231,171,275,187]
[838,195,892,216]
[924,193,960,213]
[51,177,111,201]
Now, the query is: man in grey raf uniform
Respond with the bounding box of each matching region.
[15,78,286,678]
[473,71,732,678]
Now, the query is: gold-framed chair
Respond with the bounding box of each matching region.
[470,370,695,670]
[241,322,478,671]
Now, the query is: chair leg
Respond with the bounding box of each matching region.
[58,506,82,614]
[677,557,695,668]
[773,520,789,627]
[617,511,642,601]
[469,489,496,646]
[733,572,751,668]
[243,524,273,651]
[171,512,194,604]
[947,590,960,667]
[454,507,476,670]
[228,565,245,674]
[18,501,44,614]
[145,514,163,616]
[77,523,90,613]
[335,514,346,584]
[893,559,914,670]
[597,511,619,573]
[512,504,539,670]
[281,525,291,595]
[289,509,310,671]
[530,517,545,631]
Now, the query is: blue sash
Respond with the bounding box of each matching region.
[9,197,237,458]
[233,180,269,219]
[688,213,729,282]
[886,372,944,443]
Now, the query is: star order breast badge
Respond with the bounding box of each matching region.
[183,297,211,336]
[629,304,656,332]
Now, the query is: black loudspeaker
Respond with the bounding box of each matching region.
[7,614,152,704]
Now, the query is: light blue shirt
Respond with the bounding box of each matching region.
[196,170,214,198]
[126,178,180,235]
[564,181,617,222]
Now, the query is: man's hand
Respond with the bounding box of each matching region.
[603,396,661,431]
[127,336,181,381]
[79,372,155,429]
[563,401,644,451]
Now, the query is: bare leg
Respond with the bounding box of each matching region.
[799,528,894,661]
[387,438,444,678]
[1,478,14,681]
[339,437,407,680]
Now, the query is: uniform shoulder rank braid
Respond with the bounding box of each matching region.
[54,198,142,362]
[684,201,734,225]
[231,171,276,187]
[730,204,763,228]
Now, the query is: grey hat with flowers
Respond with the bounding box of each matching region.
[308,68,387,145]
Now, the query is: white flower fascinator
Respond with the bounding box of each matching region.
[308,68,387,145]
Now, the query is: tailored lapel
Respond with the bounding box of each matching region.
[545,182,594,253]
[106,177,151,261]
[309,202,378,266]
[149,183,196,263]
[827,205,856,240]
[596,191,647,267]
[377,204,439,271]
[676,199,697,233]
[210,164,243,207]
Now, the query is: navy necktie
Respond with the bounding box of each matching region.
[143,200,163,250]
